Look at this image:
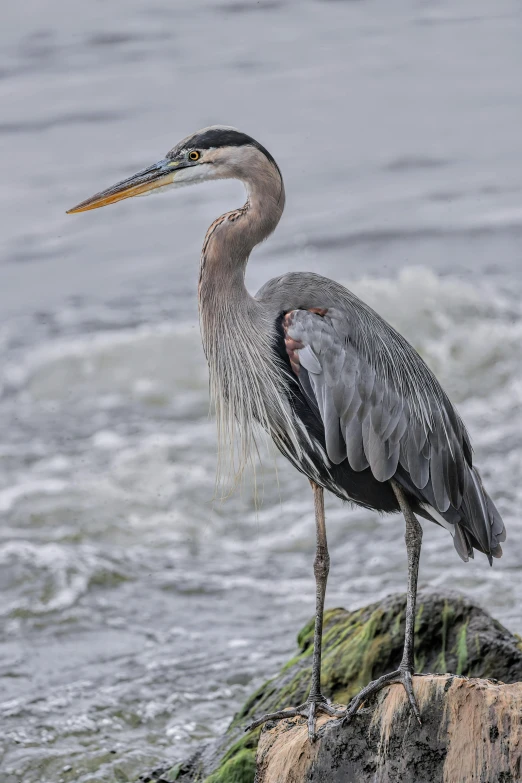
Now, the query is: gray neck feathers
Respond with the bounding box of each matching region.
[198,155,297,488]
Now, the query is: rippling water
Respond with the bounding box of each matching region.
[1,1,522,781]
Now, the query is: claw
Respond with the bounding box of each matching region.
[246,696,344,739]
[245,707,300,732]
[307,701,319,741]
[341,669,422,727]
[401,669,422,725]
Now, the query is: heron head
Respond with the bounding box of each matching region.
[66,126,281,214]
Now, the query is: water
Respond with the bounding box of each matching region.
[1,1,522,780]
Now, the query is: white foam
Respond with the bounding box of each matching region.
[0,478,68,514]
[4,321,207,401]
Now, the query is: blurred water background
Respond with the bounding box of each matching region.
[1,0,522,780]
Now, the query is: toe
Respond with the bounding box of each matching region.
[307,702,317,741]
[401,671,422,726]
[339,670,423,730]
[246,707,301,732]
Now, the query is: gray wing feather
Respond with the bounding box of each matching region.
[344,414,369,471]
[321,385,345,464]
[286,307,470,511]
[431,445,451,512]
[299,345,322,375]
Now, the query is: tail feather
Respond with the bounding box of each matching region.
[394,464,506,565]
[453,522,473,563]
[457,466,506,564]
[486,492,506,547]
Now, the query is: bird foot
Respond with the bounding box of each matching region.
[246,695,343,741]
[340,667,422,727]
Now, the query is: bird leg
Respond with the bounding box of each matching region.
[308,481,329,702]
[340,480,423,727]
[246,482,343,740]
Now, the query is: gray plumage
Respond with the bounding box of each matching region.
[257,275,505,562]
[67,124,506,563]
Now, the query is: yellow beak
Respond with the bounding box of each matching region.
[66,159,177,214]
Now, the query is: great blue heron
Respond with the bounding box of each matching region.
[68,126,506,740]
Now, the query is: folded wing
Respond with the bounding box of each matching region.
[282,306,505,562]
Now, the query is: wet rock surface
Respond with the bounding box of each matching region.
[256,676,522,783]
[140,591,522,783]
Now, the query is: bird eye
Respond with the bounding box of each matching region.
[189,151,200,161]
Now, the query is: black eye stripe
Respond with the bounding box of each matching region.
[166,130,282,189]
[167,129,280,176]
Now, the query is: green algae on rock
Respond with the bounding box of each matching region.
[139,591,522,783]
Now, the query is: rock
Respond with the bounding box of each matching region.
[140,591,522,783]
[256,675,522,783]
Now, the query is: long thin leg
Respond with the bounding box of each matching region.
[309,482,329,701]
[342,480,423,726]
[306,482,333,736]
[392,480,423,679]
[247,481,342,739]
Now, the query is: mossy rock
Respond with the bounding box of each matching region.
[139,591,522,783]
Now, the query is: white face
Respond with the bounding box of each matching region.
[132,162,218,200]
[165,142,266,183]
[166,162,217,186]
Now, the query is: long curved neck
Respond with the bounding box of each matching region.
[197,161,294,488]
[198,163,285,319]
